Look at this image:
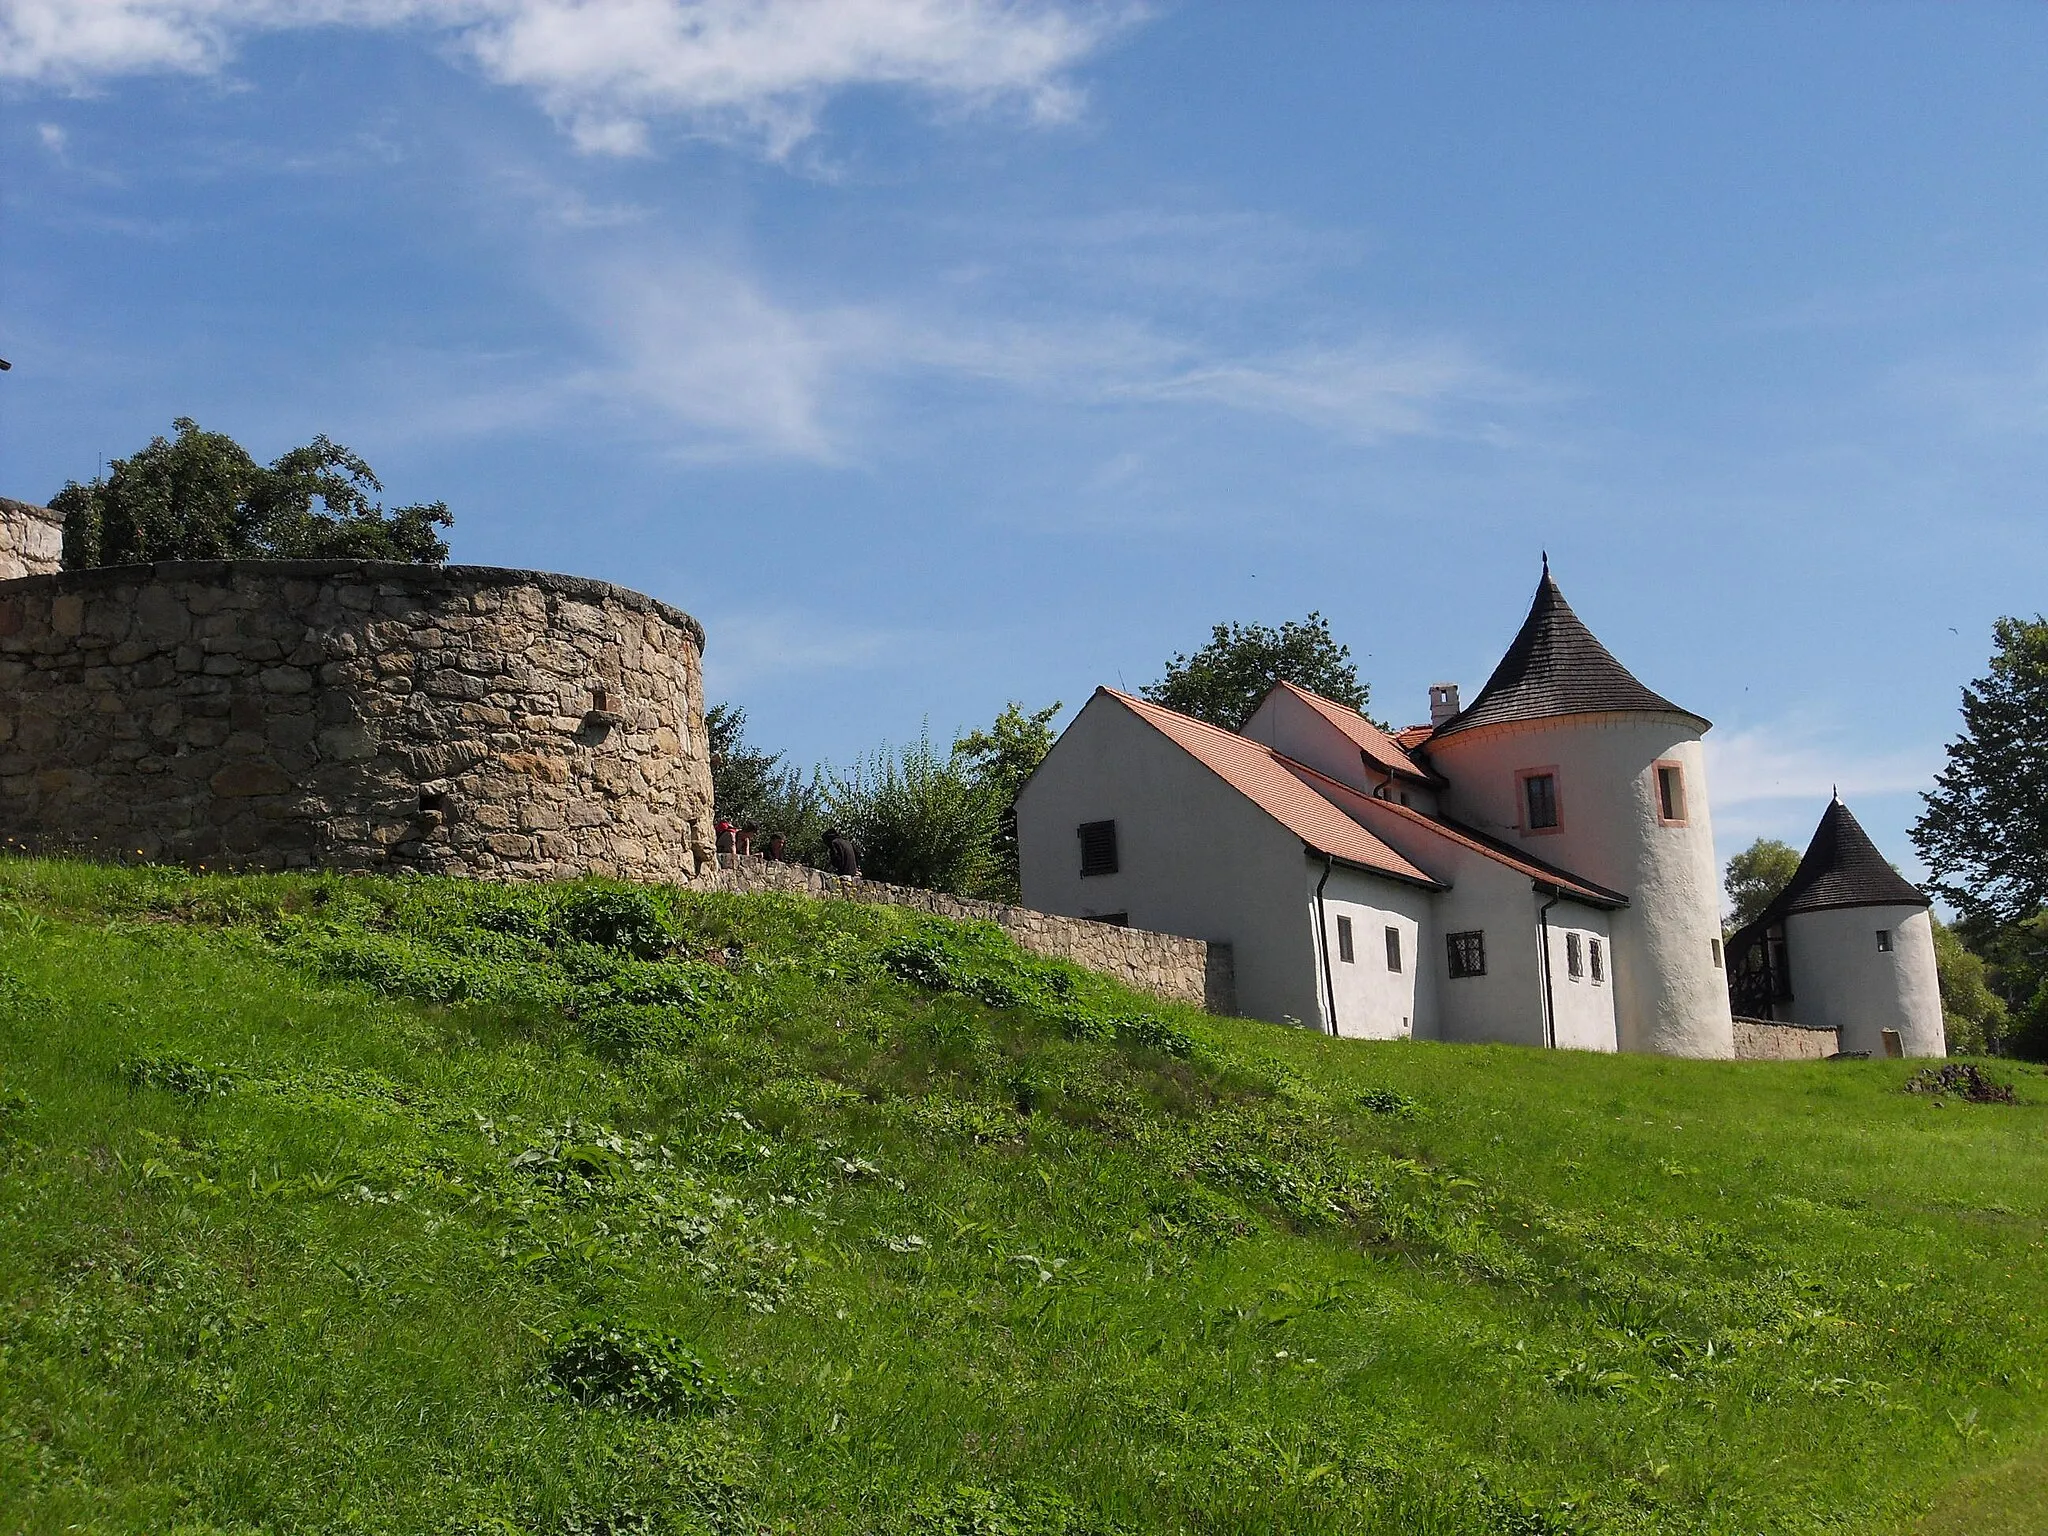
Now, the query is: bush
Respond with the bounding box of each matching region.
[557,887,670,960]
[544,1321,731,1417]
[826,729,1002,896]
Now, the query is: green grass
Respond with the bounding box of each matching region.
[0,856,2044,1535]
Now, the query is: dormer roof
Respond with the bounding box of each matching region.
[1431,564,1709,740]
[1769,798,1930,918]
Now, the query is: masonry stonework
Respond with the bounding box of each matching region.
[705,859,1235,1014]
[0,560,715,879]
[0,499,64,582]
[1731,1016,1841,1061]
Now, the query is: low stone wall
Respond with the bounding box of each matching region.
[1733,1016,1841,1061]
[0,499,63,582]
[0,560,713,880]
[704,859,1236,1015]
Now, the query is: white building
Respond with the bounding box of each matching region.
[1726,798,1946,1058]
[1021,564,1887,1057]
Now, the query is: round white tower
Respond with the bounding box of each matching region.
[1730,798,1946,1057]
[1421,565,1735,1058]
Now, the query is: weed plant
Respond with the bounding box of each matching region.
[0,857,2044,1534]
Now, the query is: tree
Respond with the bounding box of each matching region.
[1143,613,1367,732]
[1911,616,2048,927]
[1931,917,2009,1056]
[952,700,1062,902]
[826,728,1003,896]
[1723,838,1801,930]
[53,418,451,569]
[705,703,827,863]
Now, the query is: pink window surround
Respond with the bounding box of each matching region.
[1514,765,1564,836]
[1653,760,1689,826]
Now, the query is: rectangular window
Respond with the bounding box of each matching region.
[1447,930,1487,979]
[1710,937,1724,969]
[1566,931,1584,980]
[1655,762,1688,825]
[1078,820,1118,876]
[1336,915,1355,963]
[1876,929,1893,952]
[1385,926,1403,972]
[1522,771,1559,830]
[1589,937,1605,984]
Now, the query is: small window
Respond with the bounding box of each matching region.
[1447,930,1486,979]
[1523,772,1559,830]
[1589,937,1605,984]
[1078,820,1118,876]
[1656,762,1688,825]
[1385,926,1402,972]
[1875,929,1893,953]
[1710,937,1723,969]
[1336,915,1355,963]
[1566,932,1584,980]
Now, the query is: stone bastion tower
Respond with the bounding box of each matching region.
[0,499,716,881]
[1421,564,1736,1058]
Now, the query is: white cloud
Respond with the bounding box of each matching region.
[1705,719,1937,812]
[36,120,66,153]
[0,0,1128,157]
[701,608,904,689]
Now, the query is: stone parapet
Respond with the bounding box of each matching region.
[0,499,63,582]
[0,560,713,880]
[1732,1016,1841,1061]
[704,859,1235,1014]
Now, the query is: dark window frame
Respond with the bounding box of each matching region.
[1589,936,1605,984]
[1336,915,1355,964]
[1566,931,1584,980]
[1654,761,1689,826]
[1523,771,1559,831]
[1447,930,1487,979]
[1385,925,1403,973]
[1078,819,1119,877]
[1876,929,1893,953]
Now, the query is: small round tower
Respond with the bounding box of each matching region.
[1421,564,1735,1058]
[1730,798,1945,1057]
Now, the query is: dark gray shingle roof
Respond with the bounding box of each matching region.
[1771,798,1930,917]
[1431,566,1707,739]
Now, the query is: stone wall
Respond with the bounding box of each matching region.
[1732,1016,1841,1061]
[705,859,1236,1014]
[0,561,713,880]
[0,499,63,582]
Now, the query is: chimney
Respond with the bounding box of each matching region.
[1428,683,1461,727]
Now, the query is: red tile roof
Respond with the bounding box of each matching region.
[1102,690,1442,887]
[1266,680,1437,784]
[1391,724,1436,751]
[1283,762,1627,909]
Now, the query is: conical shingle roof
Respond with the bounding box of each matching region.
[1432,564,1707,739]
[1769,798,1930,917]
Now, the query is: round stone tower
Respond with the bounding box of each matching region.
[1728,797,1945,1057]
[1421,564,1735,1058]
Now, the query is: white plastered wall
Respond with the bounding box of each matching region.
[1017,693,1326,1027]
[1424,713,1733,1058]
[1784,904,1946,1058]
[1308,862,1436,1040]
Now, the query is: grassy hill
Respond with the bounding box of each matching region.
[0,857,2043,1536]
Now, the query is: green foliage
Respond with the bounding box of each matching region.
[3,856,2048,1533]
[53,417,452,569]
[557,886,671,960]
[1913,615,2048,927]
[826,728,1004,896]
[1933,917,2010,1056]
[952,700,1063,902]
[545,1321,731,1417]
[706,702,828,861]
[1143,612,1368,731]
[1724,837,1802,930]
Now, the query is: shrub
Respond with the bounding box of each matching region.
[557,887,671,960]
[544,1321,731,1417]
[1357,1087,1419,1117]
[124,1054,235,1100]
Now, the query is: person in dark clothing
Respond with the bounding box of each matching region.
[824,827,860,878]
[765,832,787,863]
[714,819,736,869]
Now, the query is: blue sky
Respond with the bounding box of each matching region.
[6,2,2046,893]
